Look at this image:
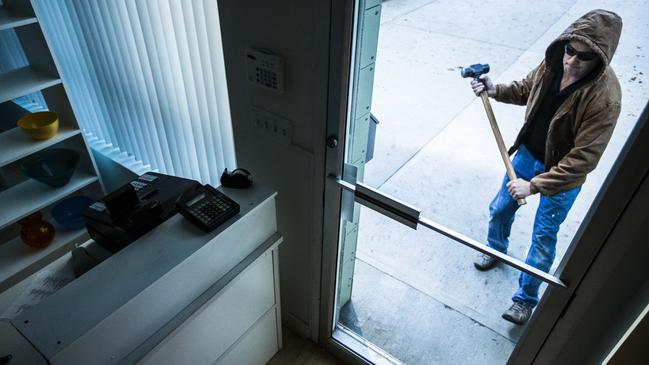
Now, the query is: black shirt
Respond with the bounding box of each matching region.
[521,69,584,162]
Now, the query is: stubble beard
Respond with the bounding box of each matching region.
[564,63,582,78]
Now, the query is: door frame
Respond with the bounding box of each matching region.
[321,0,378,363]
[319,0,649,363]
[507,104,649,364]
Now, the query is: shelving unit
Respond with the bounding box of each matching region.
[0,1,104,297]
[0,226,86,293]
[0,172,99,229]
[0,123,81,166]
[0,6,35,30]
[0,66,60,103]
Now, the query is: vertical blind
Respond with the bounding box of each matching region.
[31,0,236,185]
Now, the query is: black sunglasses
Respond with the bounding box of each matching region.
[565,44,597,61]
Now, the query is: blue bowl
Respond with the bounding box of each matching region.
[52,196,95,230]
[21,148,80,187]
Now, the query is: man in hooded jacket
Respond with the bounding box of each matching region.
[470,9,622,325]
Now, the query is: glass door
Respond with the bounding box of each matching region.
[321,2,566,363]
[321,1,648,364]
[327,170,565,364]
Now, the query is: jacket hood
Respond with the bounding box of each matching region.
[545,9,622,79]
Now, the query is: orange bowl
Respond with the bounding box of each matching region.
[17,111,59,140]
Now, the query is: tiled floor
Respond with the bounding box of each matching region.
[268,328,347,365]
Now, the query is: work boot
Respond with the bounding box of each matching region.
[474,253,498,271]
[502,301,532,325]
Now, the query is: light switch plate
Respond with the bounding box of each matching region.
[250,106,292,145]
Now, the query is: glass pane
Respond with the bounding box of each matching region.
[336,202,524,364]
[341,0,645,314]
[343,0,646,273]
[336,1,647,363]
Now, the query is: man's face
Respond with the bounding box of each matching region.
[563,40,599,80]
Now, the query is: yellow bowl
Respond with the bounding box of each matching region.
[17,111,59,140]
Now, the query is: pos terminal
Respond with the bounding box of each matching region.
[82,172,217,253]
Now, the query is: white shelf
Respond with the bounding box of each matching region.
[0,171,98,231]
[0,7,37,31]
[0,125,82,167]
[0,223,87,293]
[0,66,61,104]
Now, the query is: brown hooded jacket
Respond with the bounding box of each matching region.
[494,9,623,195]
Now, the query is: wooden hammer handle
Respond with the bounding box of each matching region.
[480,92,526,206]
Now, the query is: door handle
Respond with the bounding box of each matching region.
[330,176,567,288]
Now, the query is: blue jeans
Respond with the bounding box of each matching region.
[487,145,580,307]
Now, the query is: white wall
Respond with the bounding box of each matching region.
[218,0,331,338]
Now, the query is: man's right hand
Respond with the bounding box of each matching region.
[470,75,496,97]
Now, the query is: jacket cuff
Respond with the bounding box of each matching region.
[494,84,503,101]
[529,181,539,195]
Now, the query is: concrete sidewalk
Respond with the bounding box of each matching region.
[341,0,649,364]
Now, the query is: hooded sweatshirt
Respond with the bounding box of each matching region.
[494,9,623,196]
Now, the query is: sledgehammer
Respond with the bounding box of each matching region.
[461,63,526,206]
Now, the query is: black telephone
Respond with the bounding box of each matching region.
[177,184,240,232]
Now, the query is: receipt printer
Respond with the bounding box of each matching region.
[82,172,200,253]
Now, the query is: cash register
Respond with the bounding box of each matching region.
[82,172,240,254]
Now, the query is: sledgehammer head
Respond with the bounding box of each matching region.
[461,63,490,79]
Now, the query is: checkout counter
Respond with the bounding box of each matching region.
[0,174,283,365]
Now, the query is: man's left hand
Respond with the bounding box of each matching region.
[507,178,533,199]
